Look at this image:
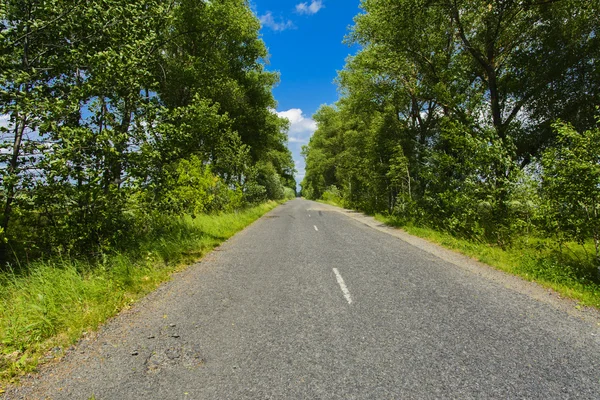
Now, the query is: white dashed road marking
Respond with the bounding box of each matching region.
[333,268,353,304]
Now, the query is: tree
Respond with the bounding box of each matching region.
[301,106,343,200]
[155,0,294,184]
[0,0,84,252]
[542,119,600,273]
[0,0,295,264]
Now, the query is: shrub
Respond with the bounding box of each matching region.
[160,156,219,216]
[322,185,343,205]
[283,187,296,200]
[541,119,600,271]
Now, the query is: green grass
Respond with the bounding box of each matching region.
[0,201,280,388]
[317,199,341,207]
[374,213,600,309]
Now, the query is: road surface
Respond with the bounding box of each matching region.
[7,199,600,399]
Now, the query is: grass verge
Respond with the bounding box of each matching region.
[317,200,600,310]
[0,201,280,389]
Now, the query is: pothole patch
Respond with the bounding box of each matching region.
[145,344,205,374]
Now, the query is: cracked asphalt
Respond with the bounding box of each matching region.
[6,199,600,399]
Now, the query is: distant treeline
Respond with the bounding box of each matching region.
[302,1,600,264]
[0,0,295,265]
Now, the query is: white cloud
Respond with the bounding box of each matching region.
[277,108,317,143]
[295,0,324,15]
[0,115,12,156]
[0,114,11,129]
[259,12,295,32]
[277,109,317,189]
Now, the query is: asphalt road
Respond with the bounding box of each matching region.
[8,199,600,399]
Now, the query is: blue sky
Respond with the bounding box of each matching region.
[252,0,362,188]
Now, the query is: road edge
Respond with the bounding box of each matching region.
[308,200,600,326]
[1,200,287,396]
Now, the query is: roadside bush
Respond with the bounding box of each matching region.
[159,156,220,216]
[283,187,296,200]
[391,193,418,224]
[322,185,343,205]
[242,181,268,205]
[541,119,600,271]
[207,182,244,214]
[253,162,285,201]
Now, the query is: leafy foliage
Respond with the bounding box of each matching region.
[541,120,600,271]
[303,0,599,258]
[0,0,294,265]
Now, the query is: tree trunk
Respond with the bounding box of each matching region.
[486,66,504,139]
